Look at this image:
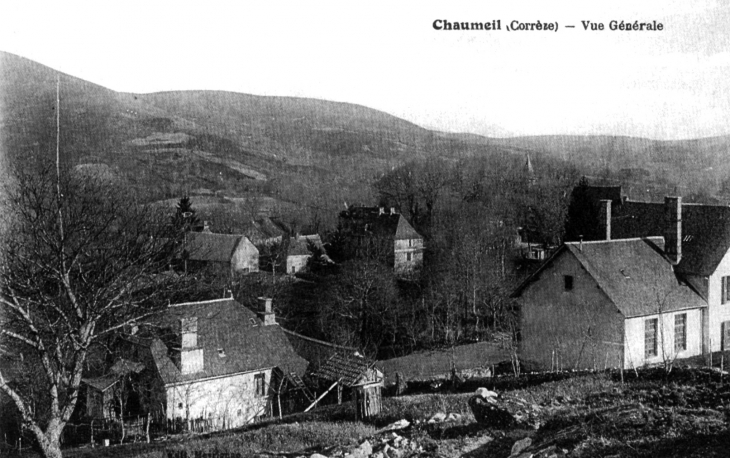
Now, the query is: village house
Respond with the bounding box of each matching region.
[514,194,730,370]
[286,234,326,274]
[610,197,730,354]
[183,231,259,275]
[512,236,705,371]
[240,217,286,248]
[338,206,424,275]
[83,297,308,428]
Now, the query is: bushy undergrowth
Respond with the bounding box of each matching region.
[164,421,375,458]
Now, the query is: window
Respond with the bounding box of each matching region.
[674,314,687,352]
[254,373,266,396]
[178,402,183,409]
[564,275,574,291]
[723,321,730,351]
[723,276,730,304]
[645,318,658,358]
[406,252,412,262]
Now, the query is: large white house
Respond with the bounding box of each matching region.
[513,195,730,370]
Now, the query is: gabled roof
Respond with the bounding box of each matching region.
[513,237,706,318]
[185,232,244,263]
[339,206,422,241]
[241,217,286,245]
[394,216,421,241]
[612,201,730,276]
[146,298,308,385]
[584,185,623,207]
[288,234,323,256]
[83,375,119,392]
[312,352,380,387]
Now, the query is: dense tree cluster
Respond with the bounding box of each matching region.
[259,153,580,358]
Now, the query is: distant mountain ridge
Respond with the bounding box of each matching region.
[2,50,728,212]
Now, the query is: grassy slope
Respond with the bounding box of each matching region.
[46,368,730,458]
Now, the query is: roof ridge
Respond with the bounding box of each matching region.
[565,236,663,245]
[168,297,234,308]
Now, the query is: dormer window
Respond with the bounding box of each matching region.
[218,348,226,358]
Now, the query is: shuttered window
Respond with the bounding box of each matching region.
[674,314,687,352]
[723,277,730,304]
[255,373,266,396]
[645,318,658,358]
[722,322,730,351]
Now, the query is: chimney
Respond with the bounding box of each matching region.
[598,199,611,241]
[379,207,384,215]
[202,221,211,233]
[180,317,203,374]
[390,207,396,215]
[664,196,682,264]
[257,297,276,326]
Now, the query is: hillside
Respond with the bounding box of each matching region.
[2,50,728,230]
[0,51,519,230]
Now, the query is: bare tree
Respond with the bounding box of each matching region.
[0,165,179,458]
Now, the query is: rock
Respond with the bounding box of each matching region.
[310,454,329,458]
[446,412,462,422]
[382,419,410,431]
[511,437,532,456]
[357,440,373,456]
[428,412,447,423]
[476,387,498,399]
[469,395,516,428]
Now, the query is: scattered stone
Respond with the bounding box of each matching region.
[356,440,372,456]
[310,454,328,458]
[381,419,410,431]
[469,395,516,428]
[428,412,447,423]
[511,437,532,456]
[446,412,463,422]
[476,387,499,399]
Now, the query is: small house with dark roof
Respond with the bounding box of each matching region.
[184,232,259,275]
[240,217,286,248]
[338,206,424,275]
[286,234,325,274]
[88,298,308,428]
[512,236,706,371]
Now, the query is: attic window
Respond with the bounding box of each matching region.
[218,348,226,358]
[620,269,630,279]
[563,275,574,291]
[249,318,257,325]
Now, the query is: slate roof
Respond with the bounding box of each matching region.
[312,352,380,387]
[241,217,285,246]
[83,375,119,392]
[513,237,706,318]
[612,201,730,276]
[339,207,422,241]
[185,232,244,263]
[146,298,308,385]
[288,234,323,256]
[584,185,623,207]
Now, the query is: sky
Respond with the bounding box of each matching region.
[1,0,729,140]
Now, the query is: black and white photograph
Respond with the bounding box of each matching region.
[1,1,730,457]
